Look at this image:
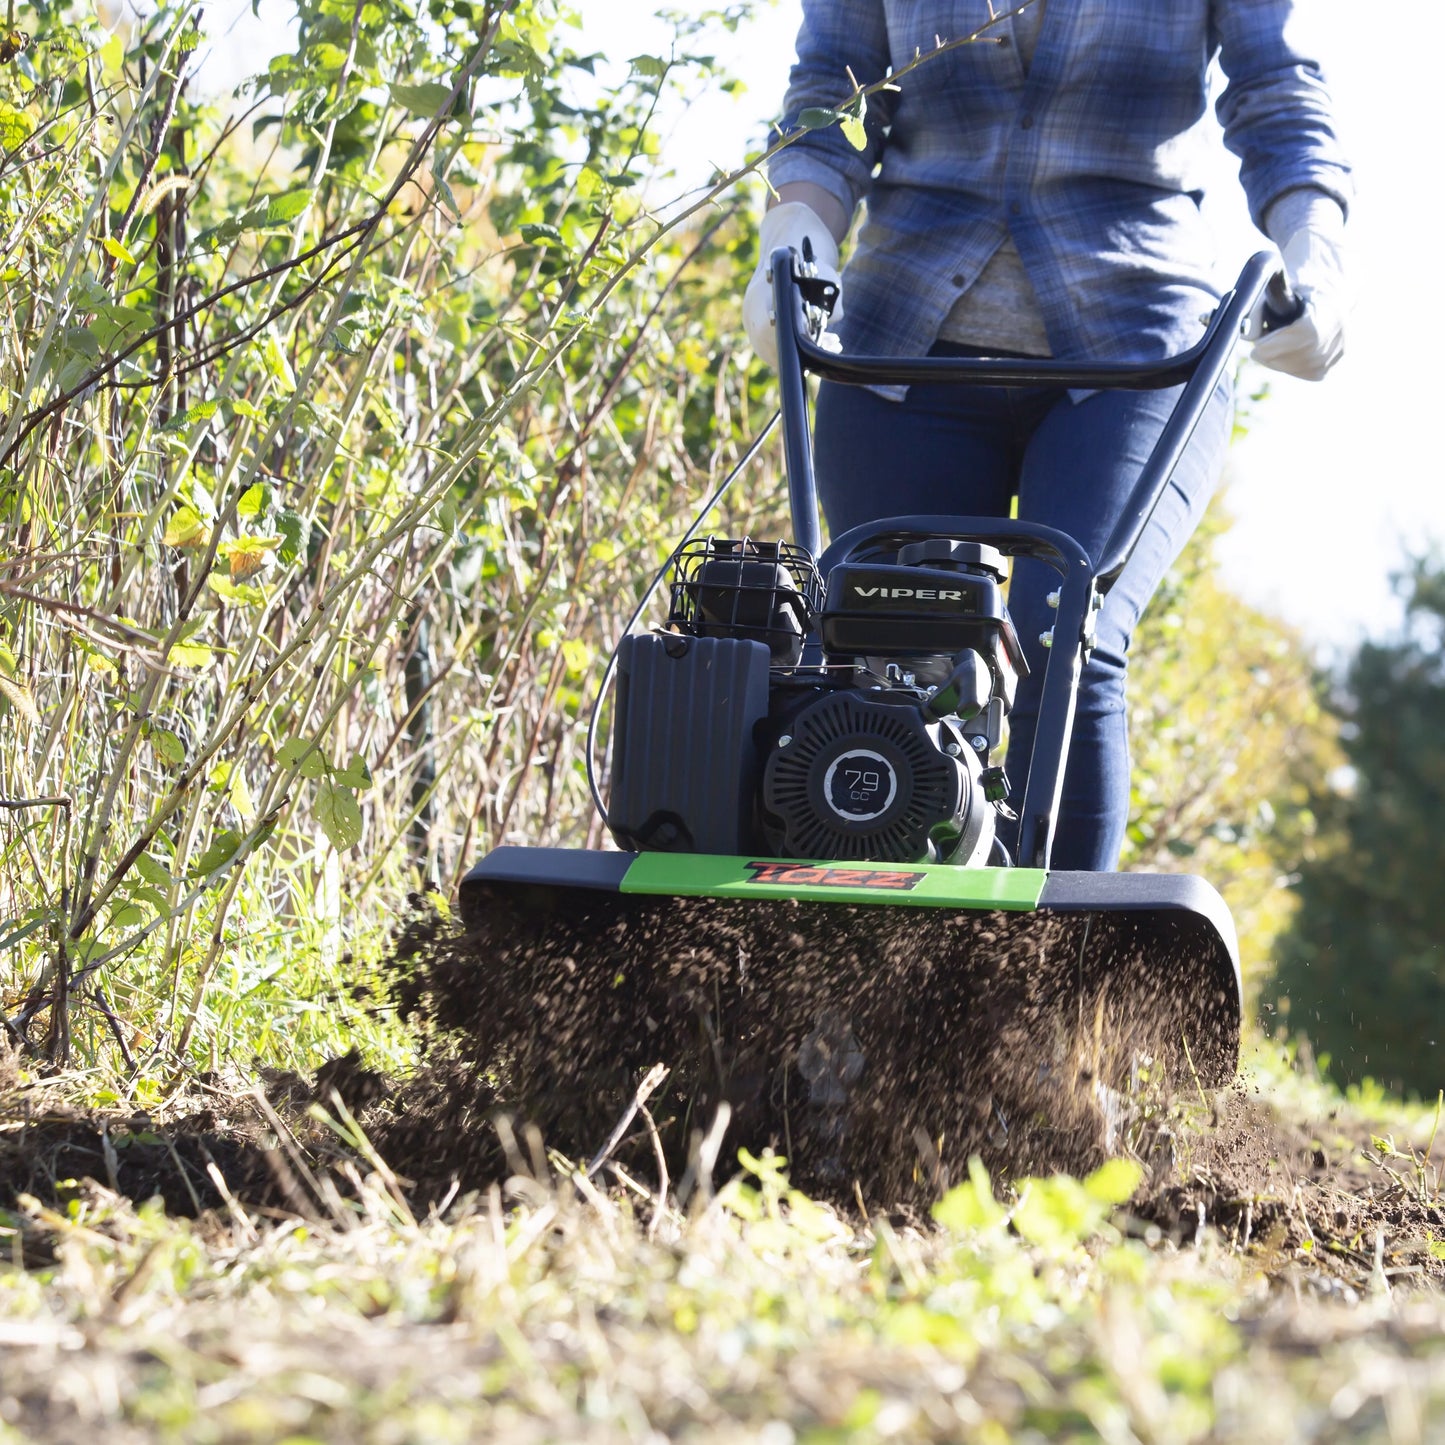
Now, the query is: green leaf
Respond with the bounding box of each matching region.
[840,113,868,151]
[630,54,667,78]
[933,1156,1005,1234]
[434,174,462,222]
[206,576,268,607]
[797,107,841,130]
[325,322,362,354]
[238,483,269,518]
[196,217,244,252]
[159,399,219,434]
[389,81,455,117]
[560,637,592,676]
[261,333,295,393]
[315,777,363,851]
[1083,1157,1143,1206]
[90,304,151,351]
[277,736,327,778]
[108,903,148,931]
[519,223,562,248]
[149,726,186,766]
[128,886,172,914]
[1010,1174,1120,1253]
[190,829,243,878]
[265,189,313,224]
[134,853,173,890]
[334,754,372,789]
[277,510,308,564]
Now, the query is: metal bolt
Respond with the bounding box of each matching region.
[969,735,988,753]
[1046,589,1060,609]
[944,742,962,757]
[778,734,793,748]
[1039,629,1054,648]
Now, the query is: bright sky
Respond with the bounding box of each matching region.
[196,0,1443,652]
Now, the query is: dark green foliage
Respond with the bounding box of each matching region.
[1271,559,1445,1096]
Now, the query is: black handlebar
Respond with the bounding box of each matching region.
[770,247,1280,574]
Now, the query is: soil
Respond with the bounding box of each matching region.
[378,890,1239,1204]
[1,901,1440,1294]
[1135,1087,1445,1290]
[0,1098,277,1223]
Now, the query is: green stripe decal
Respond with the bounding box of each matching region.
[619,854,1045,910]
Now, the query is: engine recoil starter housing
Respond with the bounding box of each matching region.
[761,690,993,864]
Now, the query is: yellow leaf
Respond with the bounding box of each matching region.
[163,505,211,548]
[167,641,213,669]
[0,101,33,151]
[229,550,268,581]
[103,236,137,266]
[229,766,256,821]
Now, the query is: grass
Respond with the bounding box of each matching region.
[1,1055,1443,1444]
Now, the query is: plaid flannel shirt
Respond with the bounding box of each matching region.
[768,0,1352,365]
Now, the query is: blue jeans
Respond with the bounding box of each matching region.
[812,351,1234,871]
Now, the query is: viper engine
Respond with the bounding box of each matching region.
[606,536,1027,867]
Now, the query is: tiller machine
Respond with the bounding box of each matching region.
[454,251,1284,1189]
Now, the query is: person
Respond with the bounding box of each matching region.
[742,0,1351,871]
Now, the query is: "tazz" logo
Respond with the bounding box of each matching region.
[744,861,925,890]
[852,586,966,601]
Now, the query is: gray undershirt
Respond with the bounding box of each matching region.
[938,0,1050,353]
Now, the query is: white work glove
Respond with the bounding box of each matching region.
[742,202,844,369]
[1248,227,1347,382]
